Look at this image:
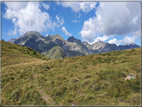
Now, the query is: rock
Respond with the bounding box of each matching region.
[124,74,135,80]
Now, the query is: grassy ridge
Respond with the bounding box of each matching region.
[1,41,49,105]
[1,41,141,105]
[1,41,48,66]
[42,46,66,60]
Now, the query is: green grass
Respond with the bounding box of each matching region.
[41,46,66,60]
[1,41,141,105]
[1,41,48,66]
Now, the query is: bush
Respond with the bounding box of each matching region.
[107,82,131,98]
[103,57,112,63]
[54,86,68,96]
[127,79,140,92]
[96,57,102,63]
[131,49,135,52]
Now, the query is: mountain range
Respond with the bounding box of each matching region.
[9,31,140,59]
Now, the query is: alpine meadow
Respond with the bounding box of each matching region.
[1,1,141,106]
[1,40,141,105]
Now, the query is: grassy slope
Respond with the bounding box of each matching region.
[1,41,141,105]
[42,46,66,60]
[1,41,47,67]
[1,41,48,105]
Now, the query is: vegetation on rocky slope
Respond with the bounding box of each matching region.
[41,46,67,60]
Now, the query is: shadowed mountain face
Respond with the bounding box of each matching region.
[119,44,140,50]
[9,31,140,59]
[24,38,42,53]
[68,36,88,50]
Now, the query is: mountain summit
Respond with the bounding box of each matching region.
[9,31,140,59]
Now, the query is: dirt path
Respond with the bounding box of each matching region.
[1,59,49,71]
[37,86,55,105]
[29,60,56,105]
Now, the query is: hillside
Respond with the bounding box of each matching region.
[1,41,47,67]
[41,46,67,59]
[1,41,141,105]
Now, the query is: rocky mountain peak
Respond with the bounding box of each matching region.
[83,41,92,50]
[52,34,64,40]
[124,42,136,46]
[67,36,80,42]
[24,31,42,37]
[96,40,106,44]
[119,43,140,50]
[83,41,89,44]
[8,38,16,43]
[67,36,89,51]
[91,41,107,50]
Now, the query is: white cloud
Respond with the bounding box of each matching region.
[96,2,140,35]
[72,20,80,23]
[55,15,64,27]
[122,35,138,44]
[58,2,96,13]
[41,3,50,10]
[3,2,63,35]
[80,17,98,42]
[56,15,59,21]
[108,35,139,46]
[80,2,141,43]
[92,35,113,43]
[62,27,72,36]
[4,2,27,10]
[108,38,121,46]
[8,27,18,36]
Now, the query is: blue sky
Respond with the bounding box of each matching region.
[1,1,141,46]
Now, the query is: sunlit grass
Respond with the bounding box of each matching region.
[1,41,141,105]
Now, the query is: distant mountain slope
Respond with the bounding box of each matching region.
[24,38,41,52]
[83,41,92,50]
[91,41,119,53]
[64,49,85,57]
[2,41,141,105]
[68,36,90,54]
[14,31,46,45]
[9,31,140,59]
[119,44,140,50]
[42,46,67,59]
[67,36,88,50]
